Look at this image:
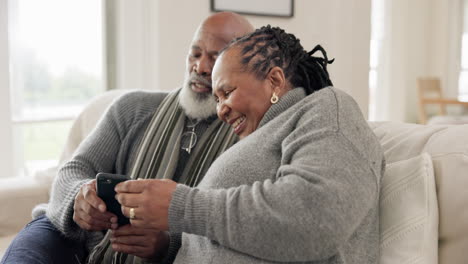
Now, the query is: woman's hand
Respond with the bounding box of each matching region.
[115,179,177,230]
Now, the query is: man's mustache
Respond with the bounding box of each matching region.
[189,73,212,88]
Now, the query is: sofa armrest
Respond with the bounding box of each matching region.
[0,177,50,236]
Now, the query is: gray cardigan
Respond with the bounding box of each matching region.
[168,87,385,263]
[34,91,168,250]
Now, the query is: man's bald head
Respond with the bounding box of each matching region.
[179,12,253,120]
[194,12,254,45]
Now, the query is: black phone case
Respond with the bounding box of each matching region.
[96,172,130,226]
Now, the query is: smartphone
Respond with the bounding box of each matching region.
[96,172,130,226]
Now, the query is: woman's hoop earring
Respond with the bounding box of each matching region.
[270,93,279,104]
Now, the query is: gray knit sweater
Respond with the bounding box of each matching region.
[34,91,169,250]
[168,87,385,263]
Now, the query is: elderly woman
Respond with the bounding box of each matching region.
[115,26,385,263]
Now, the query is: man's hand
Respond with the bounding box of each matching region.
[110,225,170,260]
[115,179,177,230]
[73,179,118,231]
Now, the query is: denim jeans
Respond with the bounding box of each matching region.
[1,215,86,264]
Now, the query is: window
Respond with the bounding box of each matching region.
[0,0,104,178]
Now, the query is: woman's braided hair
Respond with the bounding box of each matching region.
[222,25,334,95]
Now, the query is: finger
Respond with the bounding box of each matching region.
[112,225,147,237]
[112,243,147,256]
[74,212,111,231]
[121,206,143,220]
[74,216,92,231]
[115,193,140,207]
[83,183,107,212]
[81,200,116,222]
[115,179,147,193]
[76,196,117,225]
[110,234,148,247]
[79,209,113,229]
[129,219,145,229]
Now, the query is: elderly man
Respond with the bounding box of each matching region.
[1,12,253,264]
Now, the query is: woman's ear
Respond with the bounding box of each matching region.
[267,66,285,89]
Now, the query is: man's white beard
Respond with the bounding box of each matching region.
[179,82,217,120]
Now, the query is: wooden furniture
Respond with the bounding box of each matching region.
[417,78,468,124]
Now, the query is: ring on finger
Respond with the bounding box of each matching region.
[129,207,136,220]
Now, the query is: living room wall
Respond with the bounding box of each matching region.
[105,0,466,123]
[112,0,372,117]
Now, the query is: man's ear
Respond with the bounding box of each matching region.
[267,66,287,92]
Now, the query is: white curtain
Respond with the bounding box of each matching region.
[371,0,463,122]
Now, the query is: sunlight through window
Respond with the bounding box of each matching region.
[7,0,104,176]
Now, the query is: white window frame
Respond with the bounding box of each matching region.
[0,0,15,178]
[0,0,108,178]
[0,0,161,178]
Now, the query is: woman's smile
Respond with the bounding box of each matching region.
[212,48,274,139]
[231,116,246,134]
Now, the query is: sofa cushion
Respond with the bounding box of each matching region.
[380,153,438,264]
[427,115,468,125]
[370,122,468,264]
[0,177,49,237]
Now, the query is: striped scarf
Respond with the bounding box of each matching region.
[87,90,237,264]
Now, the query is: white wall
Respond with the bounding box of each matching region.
[110,0,160,91]
[113,0,372,116]
[245,0,371,116]
[92,0,468,122]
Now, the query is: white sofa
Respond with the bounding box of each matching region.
[370,122,468,263]
[0,89,128,258]
[0,90,467,264]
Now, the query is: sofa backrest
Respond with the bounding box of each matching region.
[59,89,129,164]
[369,122,468,264]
